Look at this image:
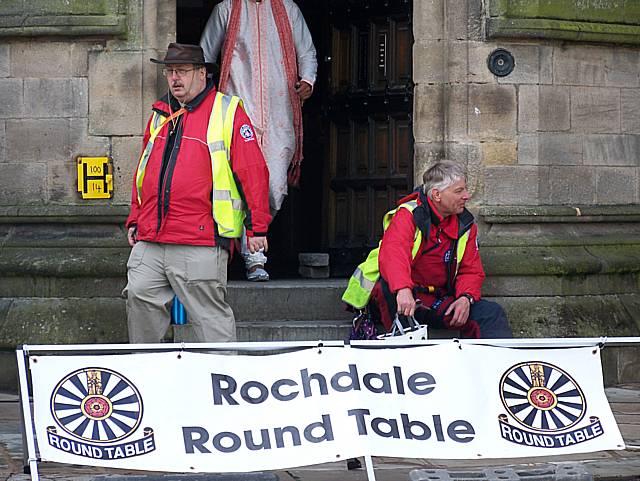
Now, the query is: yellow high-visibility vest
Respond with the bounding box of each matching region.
[135,92,246,238]
[207,92,245,238]
[342,201,471,309]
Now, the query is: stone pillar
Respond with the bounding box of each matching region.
[413,0,446,184]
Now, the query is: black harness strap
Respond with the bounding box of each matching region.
[413,190,432,242]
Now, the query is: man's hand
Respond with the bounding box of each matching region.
[445,297,471,327]
[295,81,313,101]
[248,236,268,253]
[396,288,416,317]
[127,226,137,247]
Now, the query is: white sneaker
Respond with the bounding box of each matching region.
[247,266,269,282]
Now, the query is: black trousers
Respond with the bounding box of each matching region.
[370,297,513,339]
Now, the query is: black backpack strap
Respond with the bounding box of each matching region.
[412,190,432,241]
[379,276,398,322]
[457,208,475,237]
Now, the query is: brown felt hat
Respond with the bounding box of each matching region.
[151,43,218,73]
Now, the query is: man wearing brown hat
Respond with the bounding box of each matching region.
[124,43,271,343]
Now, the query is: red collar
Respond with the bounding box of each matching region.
[426,196,444,222]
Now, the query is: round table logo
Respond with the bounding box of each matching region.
[50,368,143,443]
[499,361,586,432]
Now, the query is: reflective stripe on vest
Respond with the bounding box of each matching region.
[454,230,470,278]
[207,92,246,238]
[342,201,470,309]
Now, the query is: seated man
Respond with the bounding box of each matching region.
[343,160,512,339]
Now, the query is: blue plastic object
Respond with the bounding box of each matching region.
[171,296,188,325]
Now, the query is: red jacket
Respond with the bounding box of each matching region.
[378,193,485,308]
[126,81,271,246]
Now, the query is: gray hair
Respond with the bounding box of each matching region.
[422,160,467,198]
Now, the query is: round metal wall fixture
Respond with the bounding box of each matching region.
[487,48,515,77]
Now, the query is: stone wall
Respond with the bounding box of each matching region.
[0,0,174,208]
[1,0,128,37]
[487,0,640,45]
[414,0,640,203]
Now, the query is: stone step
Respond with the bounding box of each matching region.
[175,319,352,344]
[227,279,351,322]
[2,292,639,348]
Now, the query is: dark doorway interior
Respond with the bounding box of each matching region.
[177,0,414,279]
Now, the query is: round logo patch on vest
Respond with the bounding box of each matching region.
[239,124,255,142]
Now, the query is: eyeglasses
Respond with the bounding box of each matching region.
[162,67,197,77]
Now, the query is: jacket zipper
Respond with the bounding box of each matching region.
[422,228,443,255]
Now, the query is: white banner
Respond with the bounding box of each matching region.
[29,344,624,473]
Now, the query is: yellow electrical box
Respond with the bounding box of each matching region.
[77,157,113,199]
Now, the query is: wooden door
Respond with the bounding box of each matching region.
[323,0,414,276]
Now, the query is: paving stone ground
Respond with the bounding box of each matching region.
[1,387,639,481]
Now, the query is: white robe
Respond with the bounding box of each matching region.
[201,0,317,212]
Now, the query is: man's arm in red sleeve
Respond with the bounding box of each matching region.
[229,106,272,236]
[379,207,416,293]
[125,116,153,230]
[454,223,485,300]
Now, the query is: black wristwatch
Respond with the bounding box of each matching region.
[460,293,475,305]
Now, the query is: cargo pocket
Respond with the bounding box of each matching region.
[126,241,148,270]
[185,247,227,284]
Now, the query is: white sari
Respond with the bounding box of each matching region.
[201,0,317,212]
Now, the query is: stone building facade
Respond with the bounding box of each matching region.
[1,1,639,386]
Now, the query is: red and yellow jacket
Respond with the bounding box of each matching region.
[378,193,485,307]
[126,81,271,246]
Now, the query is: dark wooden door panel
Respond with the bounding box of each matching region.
[178,0,413,277]
[326,117,414,273]
[394,16,413,85]
[331,26,353,95]
[324,1,414,275]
